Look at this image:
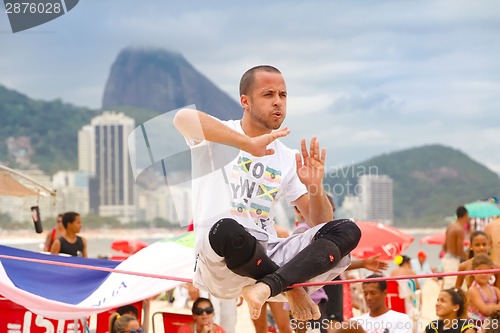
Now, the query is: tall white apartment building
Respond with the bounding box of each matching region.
[78,111,136,222]
[358,174,393,225]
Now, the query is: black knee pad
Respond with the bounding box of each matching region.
[208,218,279,279]
[209,218,256,269]
[314,219,361,258]
[260,237,343,297]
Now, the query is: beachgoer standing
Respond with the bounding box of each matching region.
[442,206,469,289]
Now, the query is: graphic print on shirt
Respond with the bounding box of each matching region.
[228,155,282,230]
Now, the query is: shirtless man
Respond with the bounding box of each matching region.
[441,206,468,289]
[173,65,360,321]
[484,217,500,267]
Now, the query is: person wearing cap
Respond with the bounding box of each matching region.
[410,251,434,288]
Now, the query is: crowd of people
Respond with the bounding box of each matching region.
[42,203,496,333]
[166,205,500,333]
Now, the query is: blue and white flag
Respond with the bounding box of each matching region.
[0,236,194,320]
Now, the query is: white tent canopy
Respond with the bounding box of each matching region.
[0,165,56,197]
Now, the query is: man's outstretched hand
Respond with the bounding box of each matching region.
[295,137,326,192]
[240,127,290,156]
[363,254,389,273]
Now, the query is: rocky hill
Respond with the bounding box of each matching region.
[102,47,241,120]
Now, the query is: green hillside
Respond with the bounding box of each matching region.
[0,85,95,174]
[325,144,500,227]
[0,85,164,174]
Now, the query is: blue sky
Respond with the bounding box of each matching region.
[1,0,499,174]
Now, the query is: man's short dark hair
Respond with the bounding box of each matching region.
[239,65,281,96]
[362,273,387,292]
[456,206,468,218]
[62,212,79,229]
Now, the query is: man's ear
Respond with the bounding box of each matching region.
[240,94,250,109]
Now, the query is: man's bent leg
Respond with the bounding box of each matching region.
[209,218,280,320]
[209,218,279,278]
[256,220,360,321]
[260,219,361,298]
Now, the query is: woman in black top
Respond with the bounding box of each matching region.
[426,288,476,333]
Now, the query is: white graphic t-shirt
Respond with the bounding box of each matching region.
[189,119,307,247]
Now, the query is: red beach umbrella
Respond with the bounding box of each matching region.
[111,239,149,254]
[352,221,414,260]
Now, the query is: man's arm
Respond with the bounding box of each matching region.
[348,254,388,273]
[294,192,332,228]
[173,108,289,157]
[293,137,332,226]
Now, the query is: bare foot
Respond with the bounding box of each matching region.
[285,287,321,321]
[241,282,271,320]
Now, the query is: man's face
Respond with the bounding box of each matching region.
[242,71,287,132]
[362,282,387,314]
